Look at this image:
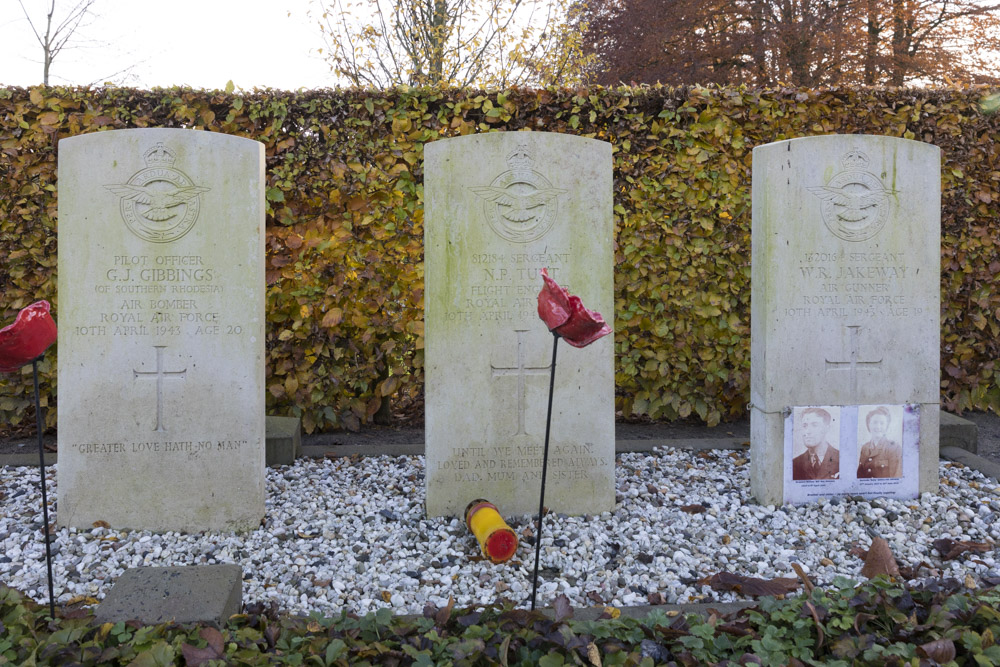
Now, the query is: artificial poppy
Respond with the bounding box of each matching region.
[536,268,611,348]
[0,301,57,373]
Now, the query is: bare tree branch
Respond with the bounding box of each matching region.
[308,0,592,88]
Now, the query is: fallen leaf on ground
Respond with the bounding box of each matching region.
[434,596,455,625]
[65,594,99,606]
[554,594,574,622]
[803,600,825,648]
[898,561,939,579]
[859,536,900,579]
[698,572,799,597]
[917,638,956,662]
[791,562,814,594]
[586,642,602,667]
[933,538,992,560]
[680,504,707,514]
[181,627,225,667]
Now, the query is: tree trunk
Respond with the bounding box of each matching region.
[429,0,447,84]
[890,0,907,85]
[864,0,880,84]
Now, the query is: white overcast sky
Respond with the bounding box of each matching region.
[0,0,333,90]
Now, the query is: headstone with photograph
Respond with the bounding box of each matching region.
[57,128,266,532]
[750,135,940,505]
[423,132,615,517]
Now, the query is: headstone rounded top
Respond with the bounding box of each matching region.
[753,133,941,156]
[60,127,262,150]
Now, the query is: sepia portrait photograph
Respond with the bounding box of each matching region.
[791,406,842,481]
[856,404,904,479]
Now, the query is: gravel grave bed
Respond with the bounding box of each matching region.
[1,447,998,616]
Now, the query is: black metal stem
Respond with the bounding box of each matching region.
[530,333,559,611]
[33,357,55,621]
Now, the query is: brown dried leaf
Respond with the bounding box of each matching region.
[917,638,957,662]
[586,641,602,667]
[933,538,992,560]
[200,627,224,654]
[553,594,574,622]
[791,562,814,594]
[897,561,939,579]
[848,543,868,559]
[803,600,825,648]
[181,628,225,667]
[860,536,900,579]
[434,596,455,625]
[698,572,799,597]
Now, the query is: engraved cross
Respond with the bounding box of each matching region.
[133,345,186,432]
[491,329,551,436]
[824,325,883,398]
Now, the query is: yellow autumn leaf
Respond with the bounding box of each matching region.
[322,308,344,327]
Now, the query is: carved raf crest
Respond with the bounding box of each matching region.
[105,143,210,243]
[471,143,565,243]
[808,149,897,242]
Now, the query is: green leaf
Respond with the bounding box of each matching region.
[126,641,175,667]
[538,653,566,667]
[325,639,347,662]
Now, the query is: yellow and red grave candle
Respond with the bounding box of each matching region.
[465,499,519,563]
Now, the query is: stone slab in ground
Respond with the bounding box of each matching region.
[93,564,242,627]
[266,416,302,466]
[940,411,978,453]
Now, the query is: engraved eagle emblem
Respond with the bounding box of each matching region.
[806,185,890,223]
[105,183,211,222]
[470,185,566,223]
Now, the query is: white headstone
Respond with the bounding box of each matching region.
[424,132,614,517]
[750,135,940,505]
[57,129,266,532]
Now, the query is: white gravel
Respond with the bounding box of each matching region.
[2,447,998,616]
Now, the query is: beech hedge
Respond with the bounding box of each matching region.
[1,84,997,432]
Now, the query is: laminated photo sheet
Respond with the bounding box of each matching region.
[783,404,920,504]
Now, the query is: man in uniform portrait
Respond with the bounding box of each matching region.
[857,406,902,478]
[792,407,841,480]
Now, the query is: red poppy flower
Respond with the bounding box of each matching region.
[536,268,612,348]
[0,301,58,373]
